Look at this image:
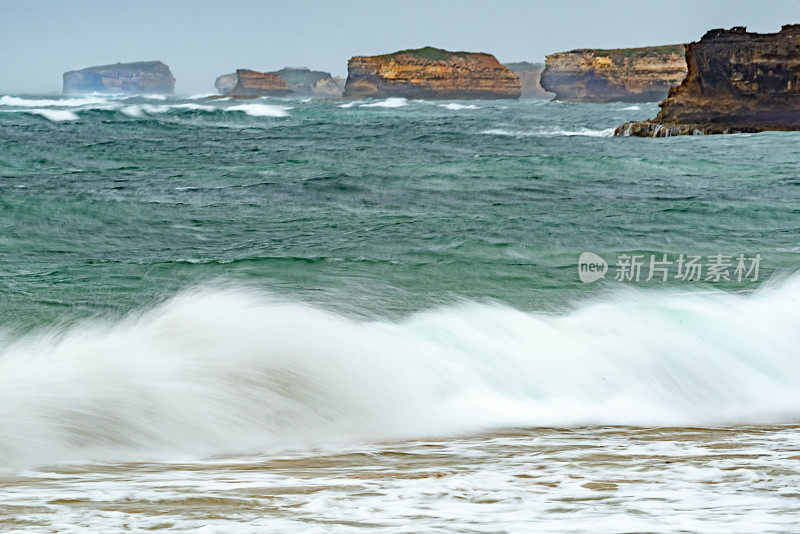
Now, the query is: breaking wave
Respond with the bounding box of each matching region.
[360,97,409,108]
[2,276,800,468]
[440,103,480,110]
[0,95,109,108]
[481,127,615,138]
[226,103,292,117]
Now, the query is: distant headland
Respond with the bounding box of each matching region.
[63,61,175,95]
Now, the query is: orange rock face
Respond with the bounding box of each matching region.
[227,69,292,97]
[541,46,686,102]
[343,47,521,100]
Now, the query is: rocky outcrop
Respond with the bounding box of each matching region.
[505,62,553,99]
[343,46,521,100]
[272,68,343,97]
[540,46,686,102]
[215,68,342,97]
[224,69,292,97]
[63,61,175,94]
[215,72,238,94]
[617,25,800,137]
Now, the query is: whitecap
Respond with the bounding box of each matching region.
[621,105,642,111]
[439,103,479,110]
[480,127,614,138]
[0,95,108,107]
[360,97,408,108]
[26,109,79,122]
[226,103,291,117]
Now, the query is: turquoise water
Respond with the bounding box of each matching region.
[2,95,798,329]
[3,94,800,532]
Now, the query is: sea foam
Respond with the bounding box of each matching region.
[439,103,479,110]
[2,275,800,468]
[25,109,79,122]
[0,95,108,108]
[481,127,615,137]
[360,97,408,108]
[227,103,292,117]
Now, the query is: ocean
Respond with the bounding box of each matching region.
[1,93,800,532]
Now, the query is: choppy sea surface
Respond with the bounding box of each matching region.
[1,93,800,532]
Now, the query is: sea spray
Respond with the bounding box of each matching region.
[1,277,800,468]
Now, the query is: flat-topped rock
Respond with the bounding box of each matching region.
[342,47,521,100]
[63,61,175,94]
[224,69,292,97]
[540,46,686,102]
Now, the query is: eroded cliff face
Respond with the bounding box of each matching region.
[63,61,175,94]
[215,73,238,94]
[617,25,800,137]
[215,68,342,97]
[343,47,521,100]
[273,68,343,97]
[226,69,292,97]
[540,46,686,102]
[504,62,553,99]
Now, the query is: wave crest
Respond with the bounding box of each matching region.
[2,277,800,468]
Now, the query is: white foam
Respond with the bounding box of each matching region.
[439,103,479,110]
[3,275,800,468]
[0,95,108,107]
[338,101,361,108]
[360,97,408,108]
[26,109,79,122]
[141,94,167,100]
[621,105,642,110]
[226,103,291,117]
[120,103,216,116]
[120,105,144,117]
[481,127,614,138]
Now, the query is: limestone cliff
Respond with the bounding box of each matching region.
[215,68,342,97]
[272,68,342,97]
[540,46,686,102]
[63,61,175,94]
[343,47,521,100]
[504,62,553,99]
[215,73,238,94]
[225,69,292,97]
[617,25,800,136]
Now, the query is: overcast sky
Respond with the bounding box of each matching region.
[1,0,799,94]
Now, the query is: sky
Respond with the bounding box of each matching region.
[1,0,799,94]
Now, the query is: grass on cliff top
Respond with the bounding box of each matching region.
[377,46,473,61]
[572,44,684,61]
